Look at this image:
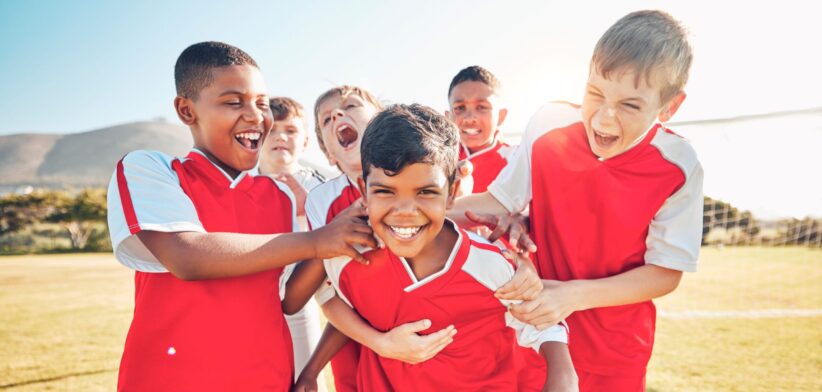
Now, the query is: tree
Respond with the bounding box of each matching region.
[46,189,107,249]
[0,192,57,236]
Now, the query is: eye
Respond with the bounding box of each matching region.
[286,128,298,134]
[419,189,440,196]
[226,100,241,106]
[372,189,393,195]
[345,103,360,110]
[257,101,269,109]
[622,103,640,111]
[477,105,490,112]
[453,105,465,112]
[322,116,331,126]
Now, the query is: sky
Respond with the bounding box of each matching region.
[1,0,820,217]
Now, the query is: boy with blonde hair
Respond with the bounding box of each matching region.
[451,11,702,391]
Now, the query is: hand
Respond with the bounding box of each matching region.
[373,319,457,364]
[455,160,474,197]
[465,211,536,253]
[275,173,308,216]
[510,280,580,330]
[291,373,318,392]
[312,200,376,264]
[495,252,542,301]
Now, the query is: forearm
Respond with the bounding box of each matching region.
[282,259,327,315]
[540,341,577,392]
[321,296,384,350]
[565,264,683,311]
[448,192,510,227]
[137,230,317,280]
[298,323,350,379]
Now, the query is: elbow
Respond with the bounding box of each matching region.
[282,301,301,316]
[165,262,208,281]
[659,269,683,297]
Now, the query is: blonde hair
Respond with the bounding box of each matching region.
[591,10,693,103]
[312,85,383,156]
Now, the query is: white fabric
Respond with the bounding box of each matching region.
[107,150,205,273]
[460,242,569,351]
[487,103,581,214]
[305,174,355,231]
[646,129,704,272]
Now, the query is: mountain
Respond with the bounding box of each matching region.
[0,121,192,187]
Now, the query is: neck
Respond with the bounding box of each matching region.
[259,159,297,176]
[406,222,458,281]
[196,148,241,179]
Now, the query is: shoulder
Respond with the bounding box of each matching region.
[650,126,701,178]
[120,150,178,171]
[460,232,516,290]
[519,102,583,151]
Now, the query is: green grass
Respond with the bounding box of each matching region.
[0,247,820,391]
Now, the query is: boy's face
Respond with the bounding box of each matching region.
[260,116,308,169]
[177,65,272,177]
[317,93,379,178]
[446,81,507,153]
[581,67,685,159]
[359,163,457,259]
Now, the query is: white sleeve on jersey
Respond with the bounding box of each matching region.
[646,131,704,272]
[488,103,580,214]
[106,150,205,273]
[461,243,568,352]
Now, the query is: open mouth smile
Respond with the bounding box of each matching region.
[593,128,619,147]
[336,123,359,150]
[461,128,482,136]
[387,224,428,240]
[235,131,262,151]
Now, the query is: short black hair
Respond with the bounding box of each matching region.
[174,41,258,100]
[361,104,459,187]
[447,65,501,98]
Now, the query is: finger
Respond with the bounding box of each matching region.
[510,299,541,315]
[421,325,456,346]
[424,336,454,359]
[487,218,508,242]
[342,247,370,265]
[346,233,378,250]
[520,235,537,253]
[465,210,496,228]
[350,222,374,234]
[495,278,522,298]
[508,222,523,253]
[457,160,474,177]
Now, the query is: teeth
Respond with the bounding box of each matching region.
[389,225,423,239]
[236,132,261,140]
[462,128,481,136]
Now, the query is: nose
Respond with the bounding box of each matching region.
[392,197,418,216]
[275,130,288,141]
[243,103,265,124]
[595,105,617,128]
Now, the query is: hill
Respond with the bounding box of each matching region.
[0,122,191,187]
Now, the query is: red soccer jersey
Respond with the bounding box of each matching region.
[324,223,568,392]
[107,150,299,391]
[459,138,516,193]
[488,103,703,377]
[304,174,363,392]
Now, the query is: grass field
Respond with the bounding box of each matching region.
[1,247,820,391]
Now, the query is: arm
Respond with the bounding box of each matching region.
[540,342,578,392]
[321,296,457,364]
[281,258,326,315]
[293,323,351,390]
[138,203,376,281]
[512,264,683,329]
[447,191,509,227]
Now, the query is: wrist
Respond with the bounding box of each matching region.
[567,279,592,311]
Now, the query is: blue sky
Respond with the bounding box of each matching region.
[2,0,820,135]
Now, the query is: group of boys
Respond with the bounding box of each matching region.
[107,9,703,392]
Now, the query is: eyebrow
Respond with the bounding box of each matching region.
[218,90,268,98]
[368,181,441,190]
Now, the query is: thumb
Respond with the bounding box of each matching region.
[403,319,432,333]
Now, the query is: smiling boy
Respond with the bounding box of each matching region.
[450,11,703,391]
[321,103,575,391]
[107,42,375,391]
[446,66,516,193]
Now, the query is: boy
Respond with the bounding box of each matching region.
[446,65,516,193]
[106,42,375,391]
[450,11,703,391]
[322,103,576,391]
[257,96,326,380]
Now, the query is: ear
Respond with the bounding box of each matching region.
[357,176,368,202]
[446,178,461,209]
[658,92,687,123]
[174,96,197,125]
[444,109,453,120]
[496,108,508,127]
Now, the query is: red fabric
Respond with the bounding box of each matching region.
[337,231,526,391]
[460,140,510,193]
[528,122,685,376]
[321,177,362,392]
[577,368,646,392]
[116,158,140,235]
[117,152,295,391]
